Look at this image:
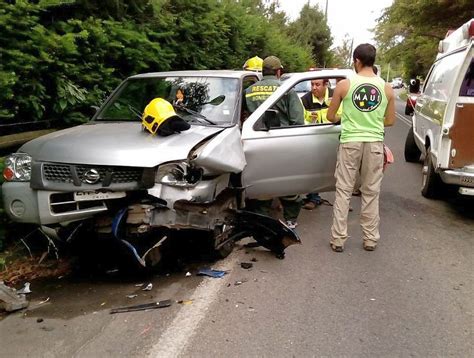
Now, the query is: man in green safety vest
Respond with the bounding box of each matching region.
[244,55,305,229]
[327,43,395,252]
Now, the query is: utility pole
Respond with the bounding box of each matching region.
[348,38,354,67]
[386,63,391,82]
[325,0,329,20]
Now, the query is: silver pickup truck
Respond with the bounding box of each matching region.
[2,70,349,265]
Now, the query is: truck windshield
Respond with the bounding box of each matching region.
[96,76,239,125]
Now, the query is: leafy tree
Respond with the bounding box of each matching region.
[0,0,320,128]
[375,0,474,78]
[287,3,332,67]
[331,34,353,68]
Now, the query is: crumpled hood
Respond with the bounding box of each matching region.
[20,122,224,167]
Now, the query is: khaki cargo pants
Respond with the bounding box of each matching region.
[330,141,384,247]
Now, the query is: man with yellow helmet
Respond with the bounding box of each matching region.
[243,56,263,72]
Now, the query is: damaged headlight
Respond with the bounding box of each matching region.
[155,162,202,187]
[3,153,32,182]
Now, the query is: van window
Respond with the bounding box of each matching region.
[459,58,474,97]
[424,51,464,102]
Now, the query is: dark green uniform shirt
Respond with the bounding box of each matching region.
[245,75,304,126]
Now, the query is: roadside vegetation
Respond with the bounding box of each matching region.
[374,0,474,81]
[0,0,336,129]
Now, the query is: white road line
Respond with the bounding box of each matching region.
[147,253,239,358]
[396,113,412,127]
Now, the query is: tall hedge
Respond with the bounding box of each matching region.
[0,0,313,126]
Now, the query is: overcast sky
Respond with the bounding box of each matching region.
[278,0,394,48]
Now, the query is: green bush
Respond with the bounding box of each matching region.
[0,0,315,128]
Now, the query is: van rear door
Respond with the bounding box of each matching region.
[448,52,474,169]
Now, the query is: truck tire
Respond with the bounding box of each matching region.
[404,127,421,162]
[421,147,443,199]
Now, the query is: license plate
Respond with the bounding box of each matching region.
[74,191,126,201]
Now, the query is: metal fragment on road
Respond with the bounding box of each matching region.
[17,282,32,294]
[127,294,138,299]
[0,282,29,312]
[142,283,153,291]
[110,299,172,314]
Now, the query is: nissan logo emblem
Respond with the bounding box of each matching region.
[83,169,100,184]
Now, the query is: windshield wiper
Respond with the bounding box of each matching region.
[174,105,216,125]
[128,104,142,120]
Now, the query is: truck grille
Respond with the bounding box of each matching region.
[43,164,142,185]
[49,192,106,214]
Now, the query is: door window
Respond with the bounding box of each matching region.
[459,58,474,97]
[424,51,464,102]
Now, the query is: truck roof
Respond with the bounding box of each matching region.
[129,70,256,80]
[437,18,473,58]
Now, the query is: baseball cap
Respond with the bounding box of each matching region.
[263,56,283,70]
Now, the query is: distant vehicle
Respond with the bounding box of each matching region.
[391,77,403,89]
[405,79,421,115]
[405,92,419,116]
[404,18,474,199]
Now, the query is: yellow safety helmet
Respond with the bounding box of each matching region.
[142,98,190,136]
[243,56,263,72]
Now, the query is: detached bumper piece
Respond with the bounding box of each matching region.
[232,210,301,259]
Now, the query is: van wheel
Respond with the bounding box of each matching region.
[404,127,421,162]
[421,147,443,199]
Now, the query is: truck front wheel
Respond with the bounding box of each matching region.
[404,127,421,162]
[421,147,443,199]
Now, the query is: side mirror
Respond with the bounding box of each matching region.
[206,95,225,106]
[262,109,280,131]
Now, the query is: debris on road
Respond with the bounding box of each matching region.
[142,283,153,291]
[0,281,29,312]
[185,272,192,277]
[36,318,44,323]
[177,300,193,305]
[234,279,248,286]
[135,283,144,287]
[197,268,227,278]
[126,294,138,299]
[250,257,258,262]
[240,262,253,270]
[38,297,50,305]
[17,282,32,294]
[110,299,172,314]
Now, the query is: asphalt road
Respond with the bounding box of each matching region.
[1,96,473,357]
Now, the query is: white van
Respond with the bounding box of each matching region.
[404,19,474,198]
